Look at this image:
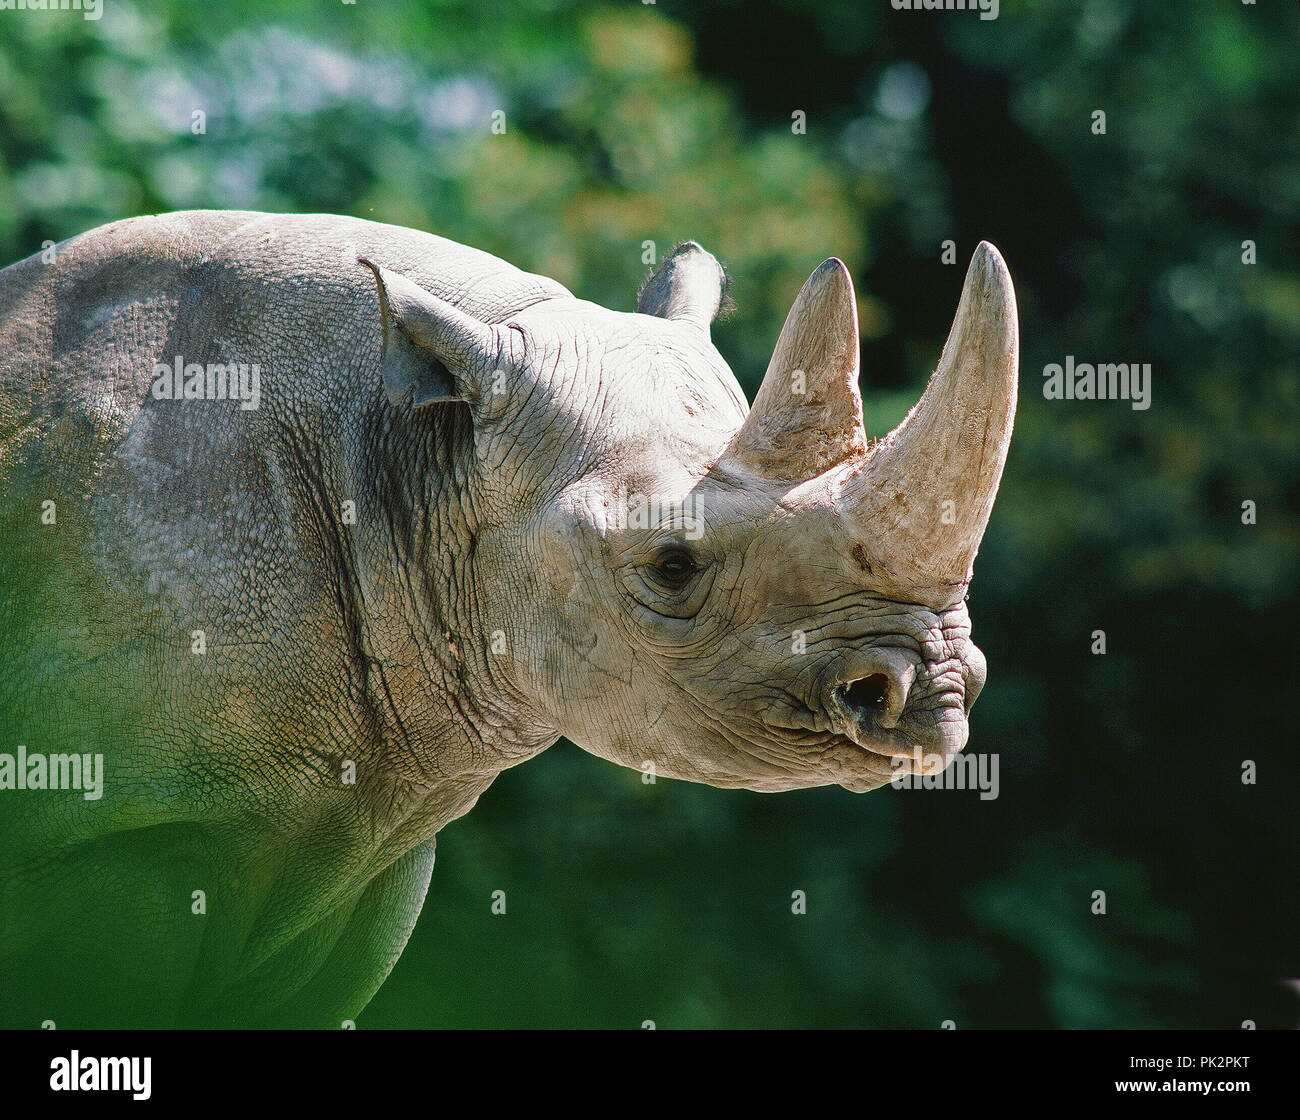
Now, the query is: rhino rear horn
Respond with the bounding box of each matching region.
[359,257,504,409]
[637,242,727,331]
[727,257,867,479]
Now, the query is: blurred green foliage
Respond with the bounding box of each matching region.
[1,0,1295,1027]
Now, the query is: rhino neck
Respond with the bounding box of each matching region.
[345,394,561,796]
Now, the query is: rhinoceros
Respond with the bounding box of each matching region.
[0,211,1017,1027]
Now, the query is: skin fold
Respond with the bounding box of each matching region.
[0,211,1016,1026]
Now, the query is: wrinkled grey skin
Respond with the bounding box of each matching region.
[0,211,1016,1026]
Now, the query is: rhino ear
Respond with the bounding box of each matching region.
[359,257,503,409]
[636,241,727,331]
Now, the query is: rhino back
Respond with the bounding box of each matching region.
[0,209,569,485]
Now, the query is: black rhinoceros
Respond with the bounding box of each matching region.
[0,212,1017,1026]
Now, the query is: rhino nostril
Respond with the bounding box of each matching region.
[834,659,915,732]
[842,674,889,713]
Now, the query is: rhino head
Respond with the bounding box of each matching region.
[361,241,1017,794]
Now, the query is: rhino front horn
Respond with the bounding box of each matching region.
[845,241,1019,593]
[728,257,867,479]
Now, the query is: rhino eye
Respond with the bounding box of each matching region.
[649,547,697,590]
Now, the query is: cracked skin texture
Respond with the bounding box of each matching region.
[0,211,1011,1026]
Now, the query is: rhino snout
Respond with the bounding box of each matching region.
[822,644,979,762]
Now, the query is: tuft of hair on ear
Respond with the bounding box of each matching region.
[714,261,736,323]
